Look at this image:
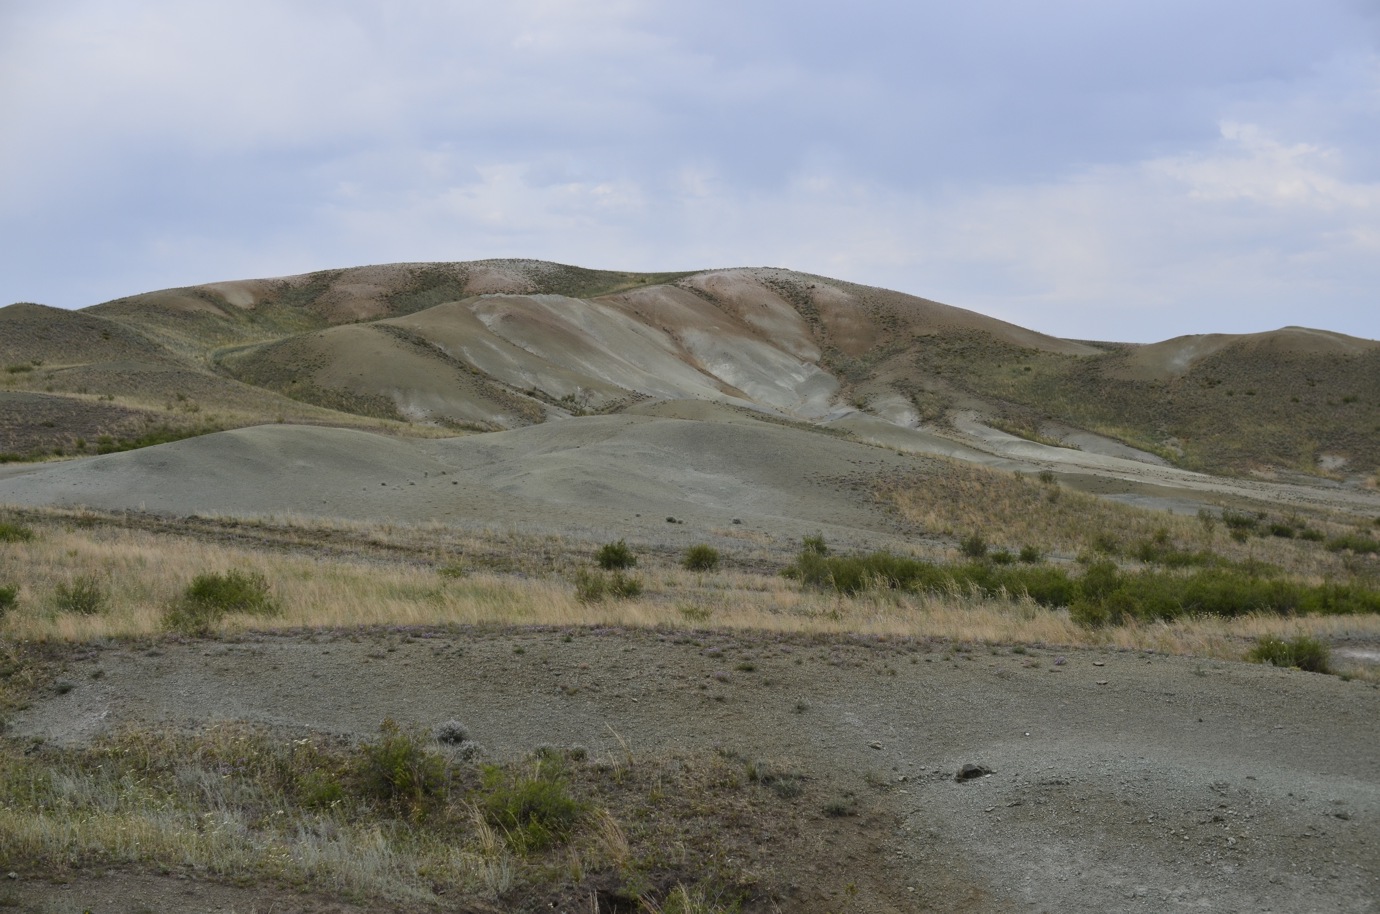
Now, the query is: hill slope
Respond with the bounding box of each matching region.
[4,260,1378,478]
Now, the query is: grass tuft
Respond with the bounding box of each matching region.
[53,575,107,615]
[1247,634,1332,674]
[0,521,35,543]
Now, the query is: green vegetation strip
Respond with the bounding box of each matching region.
[787,544,1380,627]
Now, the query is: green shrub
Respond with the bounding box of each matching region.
[574,568,643,603]
[1247,635,1331,673]
[989,549,1015,565]
[1133,538,1218,568]
[164,569,278,635]
[1327,533,1380,555]
[0,521,34,543]
[54,576,106,615]
[802,534,828,556]
[1221,510,1260,535]
[0,584,16,616]
[596,539,636,569]
[480,759,584,853]
[353,719,449,816]
[185,569,276,614]
[958,534,987,559]
[1018,545,1042,564]
[1090,533,1121,555]
[683,544,721,571]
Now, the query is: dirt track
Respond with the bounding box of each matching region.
[12,626,1379,913]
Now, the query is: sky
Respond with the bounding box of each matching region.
[1,0,1378,343]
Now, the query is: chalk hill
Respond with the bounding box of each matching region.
[3,260,1377,477]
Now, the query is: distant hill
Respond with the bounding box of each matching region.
[3,260,1377,477]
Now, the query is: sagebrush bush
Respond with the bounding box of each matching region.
[163,569,278,635]
[596,539,636,569]
[801,534,828,556]
[958,534,988,559]
[353,719,449,817]
[1247,635,1331,673]
[0,584,17,616]
[480,759,585,853]
[683,544,720,571]
[54,576,106,615]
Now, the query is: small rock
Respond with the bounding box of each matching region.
[1096,680,1109,685]
[5,872,16,880]
[869,741,883,750]
[1053,656,1066,666]
[955,764,992,782]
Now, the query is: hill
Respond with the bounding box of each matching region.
[3,260,1378,479]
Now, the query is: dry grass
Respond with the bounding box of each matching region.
[1,509,1376,678]
[881,458,1372,579]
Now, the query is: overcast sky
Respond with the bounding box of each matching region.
[2,1,1378,342]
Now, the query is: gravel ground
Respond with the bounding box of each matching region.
[11,626,1379,913]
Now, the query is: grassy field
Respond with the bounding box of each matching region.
[1,474,1376,673]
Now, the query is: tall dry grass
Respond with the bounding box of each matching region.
[881,458,1372,579]
[2,512,1377,677]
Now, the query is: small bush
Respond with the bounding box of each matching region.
[353,719,449,816]
[958,534,987,559]
[1247,635,1331,674]
[185,569,276,614]
[0,521,34,542]
[1327,533,1380,555]
[802,534,828,556]
[574,568,643,603]
[989,549,1015,565]
[683,544,720,571]
[1018,544,1042,564]
[54,576,106,615]
[164,569,278,635]
[0,584,17,616]
[1221,510,1259,535]
[596,539,636,570]
[480,759,585,853]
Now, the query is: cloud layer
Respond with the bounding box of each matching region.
[2,0,1377,341]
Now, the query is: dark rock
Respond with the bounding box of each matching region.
[955,764,992,782]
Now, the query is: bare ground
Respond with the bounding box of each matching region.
[7,624,1379,914]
